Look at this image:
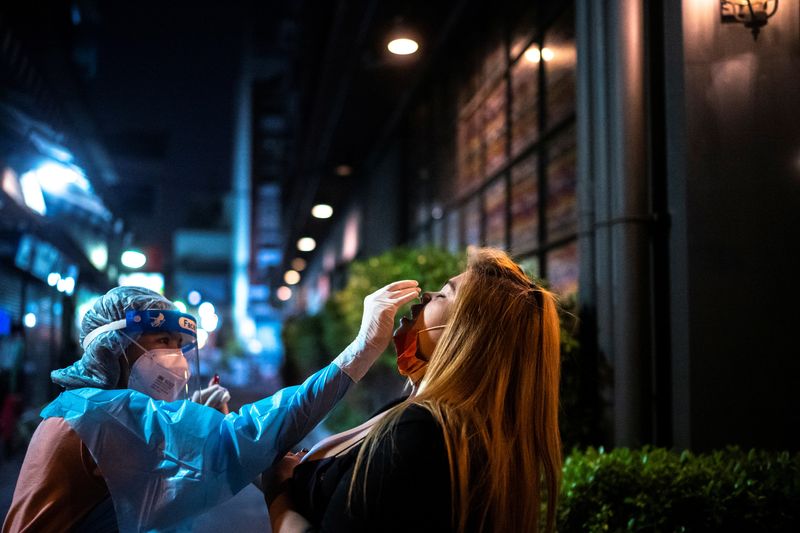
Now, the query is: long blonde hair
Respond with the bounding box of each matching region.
[351,248,562,531]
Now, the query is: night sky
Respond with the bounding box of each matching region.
[83,3,244,263]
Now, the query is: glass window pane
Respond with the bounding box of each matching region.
[511,153,539,254]
[463,196,482,246]
[456,107,484,196]
[543,9,576,128]
[484,178,507,249]
[545,125,577,242]
[545,241,579,295]
[446,209,461,253]
[511,52,540,157]
[484,80,508,177]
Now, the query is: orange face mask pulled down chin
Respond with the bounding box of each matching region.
[393,325,446,377]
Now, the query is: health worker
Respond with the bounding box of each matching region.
[3,281,419,533]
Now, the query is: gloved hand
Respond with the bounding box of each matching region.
[191,380,231,414]
[334,280,420,382]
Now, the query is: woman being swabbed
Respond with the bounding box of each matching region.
[265,247,562,532]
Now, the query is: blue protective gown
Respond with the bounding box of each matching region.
[40,362,351,533]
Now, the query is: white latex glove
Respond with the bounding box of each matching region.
[333,280,420,382]
[191,383,231,413]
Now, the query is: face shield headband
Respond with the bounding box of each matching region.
[82,310,201,400]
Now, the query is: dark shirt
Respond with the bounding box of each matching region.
[292,403,453,532]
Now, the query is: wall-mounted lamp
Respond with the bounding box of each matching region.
[720,0,779,40]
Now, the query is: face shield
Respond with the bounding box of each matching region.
[82,309,201,402]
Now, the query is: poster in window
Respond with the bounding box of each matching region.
[510,153,539,254]
[545,126,577,242]
[484,178,507,249]
[446,209,461,253]
[543,10,576,128]
[456,107,484,196]
[511,53,539,157]
[483,80,508,178]
[545,241,579,295]
[463,196,482,247]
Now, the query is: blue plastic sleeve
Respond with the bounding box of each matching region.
[41,362,352,533]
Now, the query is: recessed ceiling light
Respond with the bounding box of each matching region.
[277,286,292,301]
[388,37,419,55]
[284,270,301,285]
[312,204,333,219]
[291,258,307,271]
[297,237,316,252]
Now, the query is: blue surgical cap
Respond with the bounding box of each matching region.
[51,286,175,390]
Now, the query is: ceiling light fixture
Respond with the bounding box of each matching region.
[277,286,292,301]
[335,164,352,176]
[297,237,316,252]
[284,270,301,285]
[291,258,307,271]
[388,37,419,55]
[312,204,333,219]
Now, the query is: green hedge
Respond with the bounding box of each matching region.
[559,446,800,532]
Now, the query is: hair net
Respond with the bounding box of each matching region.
[51,286,175,390]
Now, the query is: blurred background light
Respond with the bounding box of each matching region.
[173,300,187,313]
[56,276,75,295]
[24,313,37,328]
[121,250,146,269]
[19,170,47,215]
[197,328,209,350]
[247,338,263,354]
[198,301,216,317]
[284,270,301,285]
[277,286,292,301]
[89,245,108,271]
[297,237,316,252]
[291,258,307,271]
[387,37,419,55]
[33,162,91,193]
[200,313,219,332]
[118,272,164,294]
[311,204,333,219]
[187,290,202,306]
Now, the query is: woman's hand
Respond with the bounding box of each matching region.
[265,450,315,532]
[334,280,420,382]
[264,450,306,505]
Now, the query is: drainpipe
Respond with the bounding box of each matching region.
[576,0,653,447]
